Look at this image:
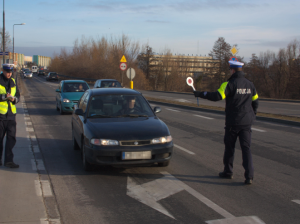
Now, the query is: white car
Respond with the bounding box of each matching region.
[24,71,33,78]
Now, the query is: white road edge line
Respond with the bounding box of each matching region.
[251,128,266,132]
[174,144,195,155]
[166,108,180,112]
[194,114,214,120]
[292,200,300,205]
[40,180,53,197]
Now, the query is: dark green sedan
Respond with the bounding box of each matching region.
[56,80,90,114]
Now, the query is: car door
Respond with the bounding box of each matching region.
[56,81,63,109]
[73,92,89,147]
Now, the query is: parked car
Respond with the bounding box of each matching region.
[38,70,45,76]
[46,72,58,81]
[56,80,90,114]
[93,79,122,88]
[72,88,173,171]
[24,70,33,78]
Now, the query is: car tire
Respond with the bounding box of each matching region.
[72,131,80,150]
[82,141,93,171]
[158,161,170,167]
[59,103,64,115]
[56,101,59,111]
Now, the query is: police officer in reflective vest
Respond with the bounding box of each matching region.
[194,61,259,184]
[0,64,20,168]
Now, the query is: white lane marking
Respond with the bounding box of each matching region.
[30,135,37,141]
[176,99,190,103]
[174,144,195,155]
[26,127,34,132]
[31,159,37,170]
[25,122,32,126]
[35,180,42,196]
[24,109,28,113]
[24,117,30,120]
[159,172,235,219]
[166,108,180,112]
[40,218,61,224]
[251,128,266,132]
[40,180,53,197]
[33,145,40,153]
[194,114,214,120]
[206,216,266,224]
[292,200,300,205]
[31,159,45,171]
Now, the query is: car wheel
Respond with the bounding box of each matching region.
[59,103,64,115]
[158,161,170,167]
[56,101,59,111]
[72,130,80,150]
[82,142,93,171]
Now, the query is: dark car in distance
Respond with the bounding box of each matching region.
[46,72,58,81]
[72,88,173,171]
[38,70,45,76]
[93,79,122,88]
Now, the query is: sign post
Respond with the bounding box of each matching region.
[126,68,136,89]
[120,55,127,86]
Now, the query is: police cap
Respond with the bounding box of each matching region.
[2,64,14,72]
[228,61,244,68]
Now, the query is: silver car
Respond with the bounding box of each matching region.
[24,71,33,78]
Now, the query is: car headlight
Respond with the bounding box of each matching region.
[151,136,172,144]
[91,139,119,146]
[63,98,70,103]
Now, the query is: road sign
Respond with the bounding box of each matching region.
[230,46,238,56]
[126,68,136,80]
[120,62,127,71]
[229,56,238,61]
[0,52,9,55]
[120,55,127,63]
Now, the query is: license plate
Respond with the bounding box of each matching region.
[52,77,56,79]
[122,151,151,160]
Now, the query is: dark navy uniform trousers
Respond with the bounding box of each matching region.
[223,125,254,180]
[0,120,17,163]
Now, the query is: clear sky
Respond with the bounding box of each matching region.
[4,0,300,61]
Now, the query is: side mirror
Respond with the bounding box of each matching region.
[56,89,60,92]
[153,107,161,114]
[75,108,84,116]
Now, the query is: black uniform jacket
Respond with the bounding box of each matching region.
[194,71,259,126]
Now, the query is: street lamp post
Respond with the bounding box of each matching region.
[13,23,25,65]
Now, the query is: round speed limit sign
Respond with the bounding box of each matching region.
[120,62,127,71]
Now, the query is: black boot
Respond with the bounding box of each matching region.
[5,162,19,168]
[219,171,233,179]
[245,179,253,185]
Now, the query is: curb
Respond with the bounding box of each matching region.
[148,100,300,127]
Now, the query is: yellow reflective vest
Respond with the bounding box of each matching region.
[0,78,17,114]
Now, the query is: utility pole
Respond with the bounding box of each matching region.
[2,0,5,64]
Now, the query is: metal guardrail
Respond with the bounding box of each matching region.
[147,90,300,103]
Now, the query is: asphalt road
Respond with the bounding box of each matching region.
[20,75,300,224]
[138,90,300,118]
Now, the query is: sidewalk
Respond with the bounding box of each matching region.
[0,97,52,224]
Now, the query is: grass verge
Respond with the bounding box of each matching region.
[145,96,300,123]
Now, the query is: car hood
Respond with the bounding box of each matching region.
[61,92,85,101]
[86,117,170,140]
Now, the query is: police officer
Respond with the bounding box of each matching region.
[0,64,20,168]
[194,61,259,184]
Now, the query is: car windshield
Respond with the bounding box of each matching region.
[88,94,154,118]
[63,83,89,92]
[100,81,122,88]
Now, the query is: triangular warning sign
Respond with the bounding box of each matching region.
[120,55,127,62]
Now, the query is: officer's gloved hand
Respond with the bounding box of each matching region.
[193,91,200,97]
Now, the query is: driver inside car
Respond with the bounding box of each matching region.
[115,96,140,115]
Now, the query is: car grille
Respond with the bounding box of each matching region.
[120,140,152,146]
[72,101,78,104]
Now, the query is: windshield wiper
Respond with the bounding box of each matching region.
[88,115,115,118]
[118,114,148,118]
